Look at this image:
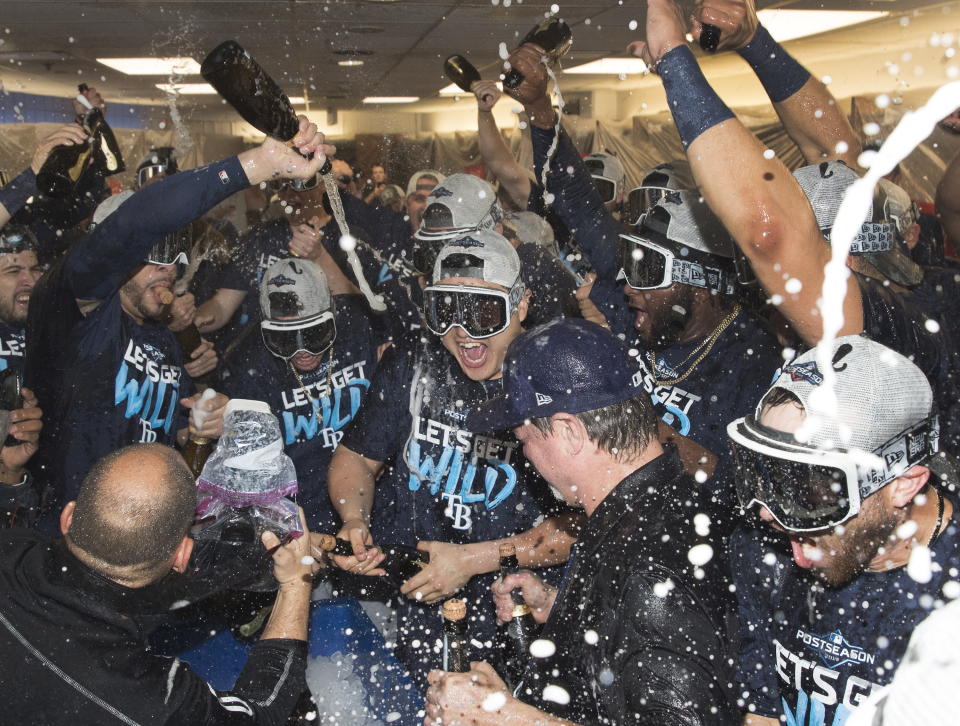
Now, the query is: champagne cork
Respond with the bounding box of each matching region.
[498,543,517,558]
[317,534,337,552]
[442,598,467,621]
[156,288,175,307]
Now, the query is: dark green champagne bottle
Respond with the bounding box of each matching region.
[444,55,482,93]
[442,598,469,673]
[496,543,538,687]
[502,17,573,90]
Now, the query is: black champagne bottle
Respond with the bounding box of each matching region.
[496,543,538,687]
[441,598,469,673]
[502,17,573,90]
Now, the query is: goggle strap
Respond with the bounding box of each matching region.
[858,415,940,498]
[670,258,735,295]
[828,222,897,253]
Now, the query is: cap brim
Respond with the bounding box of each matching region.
[862,245,924,288]
[464,394,527,433]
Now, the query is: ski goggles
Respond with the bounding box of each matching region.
[0,226,38,255]
[728,414,939,533]
[137,165,170,189]
[148,227,191,266]
[885,199,920,241]
[260,312,336,359]
[825,222,898,254]
[625,186,673,226]
[423,283,524,339]
[617,234,734,295]
[590,175,619,204]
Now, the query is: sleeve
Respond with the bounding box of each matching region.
[0,473,38,528]
[339,340,413,463]
[529,124,621,280]
[65,157,250,300]
[730,528,781,719]
[338,189,413,260]
[0,168,37,218]
[161,639,307,725]
[612,572,736,725]
[214,256,255,294]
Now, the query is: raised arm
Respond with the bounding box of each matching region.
[474,81,532,208]
[66,117,332,300]
[636,0,863,345]
[692,0,861,167]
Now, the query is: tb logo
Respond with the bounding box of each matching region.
[139,418,157,443]
[442,493,472,531]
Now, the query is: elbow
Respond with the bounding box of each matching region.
[737,213,792,263]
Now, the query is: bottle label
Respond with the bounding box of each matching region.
[511,604,531,618]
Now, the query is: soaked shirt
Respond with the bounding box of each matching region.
[732,503,960,726]
[220,295,379,533]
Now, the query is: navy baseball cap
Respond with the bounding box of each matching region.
[465,318,643,432]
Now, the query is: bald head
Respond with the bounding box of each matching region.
[67,444,197,582]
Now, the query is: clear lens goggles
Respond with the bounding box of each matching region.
[137,165,168,189]
[0,226,37,255]
[260,312,336,359]
[148,227,191,266]
[590,175,618,204]
[728,414,938,533]
[277,174,322,193]
[618,235,672,290]
[423,283,523,339]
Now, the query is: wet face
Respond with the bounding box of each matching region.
[513,422,573,503]
[758,401,902,588]
[623,282,696,349]
[0,251,42,327]
[437,276,528,382]
[120,263,177,323]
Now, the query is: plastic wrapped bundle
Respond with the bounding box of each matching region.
[193,400,301,591]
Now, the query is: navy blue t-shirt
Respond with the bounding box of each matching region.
[515,242,578,326]
[220,295,379,533]
[341,330,563,675]
[732,498,960,725]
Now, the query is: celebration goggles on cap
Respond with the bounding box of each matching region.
[148,227,191,266]
[414,199,504,241]
[727,413,939,533]
[624,186,676,227]
[884,198,920,241]
[0,226,38,255]
[137,164,169,189]
[260,312,336,359]
[584,160,619,204]
[617,233,735,295]
[423,281,525,339]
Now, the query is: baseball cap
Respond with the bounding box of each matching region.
[406,170,446,197]
[625,160,696,227]
[503,211,556,250]
[415,173,504,241]
[763,335,933,452]
[637,189,736,259]
[584,152,626,203]
[792,161,923,287]
[432,229,521,288]
[259,258,332,326]
[465,318,643,432]
[136,147,178,188]
[378,183,404,207]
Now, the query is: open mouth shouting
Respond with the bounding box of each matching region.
[457,340,489,370]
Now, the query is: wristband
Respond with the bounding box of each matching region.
[0,168,37,217]
[658,46,735,149]
[737,25,811,103]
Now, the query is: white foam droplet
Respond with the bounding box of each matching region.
[301,555,316,566]
[694,513,711,536]
[499,42,510,60]
[339,233,356,251]
[542,684,570,705]
[864,122,881,136]
[907,544,933,584]
[482,692,507,711]
[628,20,637,30]
[653,579,674,598]
[834,140,849,154]
[925,318,941,333]
[529,638,556,658]
[763,149,776,160]
[687,543,714,567]
[694,469,708,484]
[785,277,802,294]
[943,580,960,599]
[897,520,919,540]
[583,629,599,645]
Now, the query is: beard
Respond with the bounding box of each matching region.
[0,294,26,328]
[809,498,902,588]
[120,276,162,322]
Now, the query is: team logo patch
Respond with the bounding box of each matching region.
[454,236,484,249]
[535,393,553,406]
[784,361,824,386]
[218,170,230,185]
[430,186,453,198]
[268,273,297,287]
[798,629,875,668]
[663,190,682,205]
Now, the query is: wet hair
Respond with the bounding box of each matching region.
[532,394,658,461]
[759,387,803,418]
[69,444,196,576]
[268,291,304,318]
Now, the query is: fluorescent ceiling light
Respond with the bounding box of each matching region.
[156,82,218,95]
[563,58,648,75]
[438,82,503,96]
[757,9,889,43]
[98,57,200,75]
[288,97,306,105]
[338,59,364,67]
[363,96,419,104]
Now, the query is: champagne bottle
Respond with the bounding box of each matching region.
[502,17,573,90]
[37,85,125,198]
[200,40,330,175]
[699,24,721,52]
[496,543,538,687]
[444,55,482,93]
[181,388,218,478]
[442,598,469,673]
[317,534,430,588]
[157,288,213,386]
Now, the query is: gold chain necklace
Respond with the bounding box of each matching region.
[646,305,742,386]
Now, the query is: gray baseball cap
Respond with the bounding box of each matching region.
[259,258,332,324]
[415,173,504,241]
[639,189,736,259]
[406,170,446,197]
[432,229,522,289]
[503,211,556,250]
[793,161,923,288]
